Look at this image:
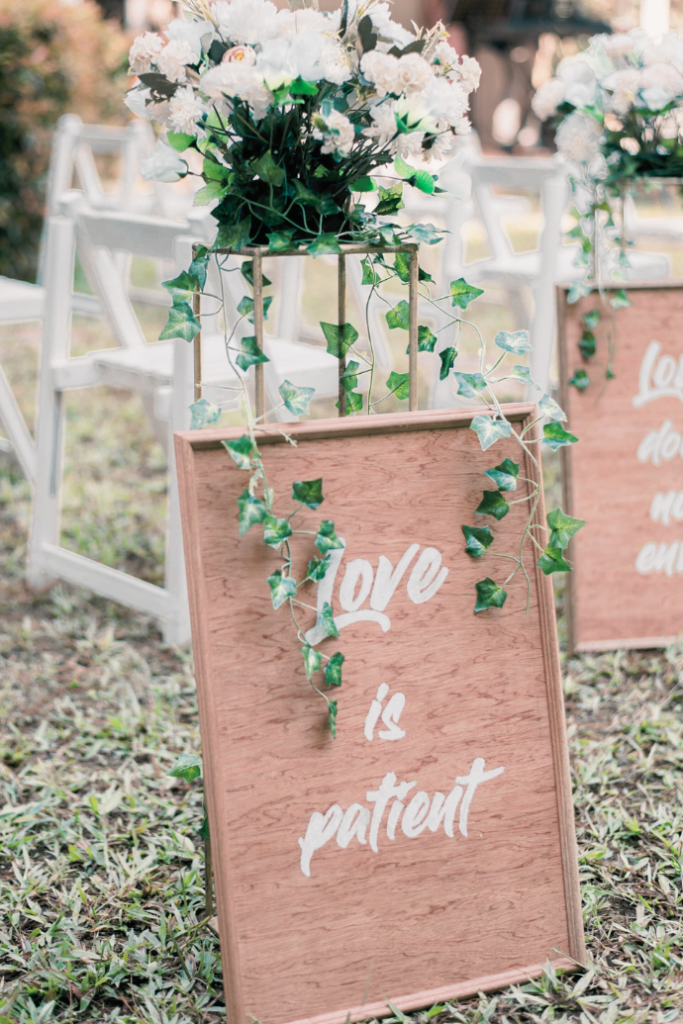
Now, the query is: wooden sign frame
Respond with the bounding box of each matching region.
[558,281,683,652]
[175,405,584,1024]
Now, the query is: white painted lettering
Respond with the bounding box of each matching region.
[298,805,343,877]
[406,548,449,604]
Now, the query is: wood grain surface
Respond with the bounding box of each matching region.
[558,283,683,651]
[174,406,584,1024]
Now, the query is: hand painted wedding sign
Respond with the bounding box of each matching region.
[559,283,683,651]
[174,407,584,1024]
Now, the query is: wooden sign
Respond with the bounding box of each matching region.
[558,282,683,651]
[174,406,584,1024]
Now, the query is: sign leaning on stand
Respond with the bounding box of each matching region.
[558,282,683,651]
[174,406,584,1024]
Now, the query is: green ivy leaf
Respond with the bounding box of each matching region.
[197,811,210,841]
[325,651,344,687]
[476,490,509,520]
[450,278,484,309]
[194,180,227,206]
[316,520,344,554]
[168,753,201,782]
[320,601,340,637]
[579,331,596,359]
[251,151,285,186]
[385,300,410,330]
[222,435,255,470]
[567,279,593,304]
[188,248,209,290]
[405,222,443,244]
[462,524,494,558]
[340,390,363,413]
[290,76,318,96]
[168,130,195,151]
[340,360,359,391]
[279,379,315,416]
[543,422,579,450]
[375,182,404,216]
[263,514,293,547]
[439,347,457,380]
[509,364,540,389]
[606,362,615,380]
[537,546,571,575]
[474,578,507,613]
[417,325,438,352]
[328,699,338,738]
[351,176,378,192]
[454,371,487,398]
[569,368,590,390]
[494,329,532,355]
[547,507,585,550]
[308,233,343,258]
[292,478,324,509]
[321,321,358,358]
[267,229,294,252]
[583,308,601,328]
[190,398,221,430]
[394,250,411,283]
[539,394,566,422]
[236,295,273,323]
[386,371,410,400]
[307,556,331,581]
[237,489,267,535]
[470,415,511,451]
[610,289,632,309]
[240,261,272,288]
[159,301,201,342]
[302,644,322,679]
[484,458,519,492]
[361,257,381,285]
[268,569,297,609]
[162,270,200,305]
[236,335,269,371]
[215,216,252,252]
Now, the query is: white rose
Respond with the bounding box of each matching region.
[256,37,297,90]
[124,86,170,124]
[555,110,602,164]
[642,30,683,73]
[531,77,565,121]
[602,33,635,58]
[557,56,597,108]
[393,53,433,94]
[320,42,353,85]
[396,92,435,132]
[276,7,334,36]
[140,140,188,182]
[129,32,163,75]
[639,62,683,108]
[168,85,206,135]
[200,62,272,120]
[602,68,642,115]
[214,0,279,45]
[166,18,215,60]
[157,39,196,84]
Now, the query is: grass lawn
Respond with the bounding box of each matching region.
[1,247,683,1021]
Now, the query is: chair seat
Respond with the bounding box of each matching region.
[0,277,45,323]
[458,245,670,286]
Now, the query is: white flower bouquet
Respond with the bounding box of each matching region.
[126,0,480,253]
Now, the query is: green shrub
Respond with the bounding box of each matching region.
[0,0,128,281]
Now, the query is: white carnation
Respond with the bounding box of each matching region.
[320,42,353,85]
[531,77,565,121]
[157,39,196,84]
[424,76,468,128]
[313,109,354,155]
[557,56,597,108]
[425,131,454,162]
[200,62,272,120]
[140,140,187,182]
[129,32,163,75]
[361,51,399,96]
[368,2,415,48]
[555,110,602,163]
[168,85,206,135]
[454,55,481,93]
[396,129,425,159]
[434,40,458,72]
[363,101,398,150]
[602,68,642,115]
[214,0,279,45]
[393,53,433,94]
[124,86,170,124]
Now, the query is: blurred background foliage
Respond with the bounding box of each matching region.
[0,0,128,282]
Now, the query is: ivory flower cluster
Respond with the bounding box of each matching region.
[125,0,480,248]
[533,28,683,171]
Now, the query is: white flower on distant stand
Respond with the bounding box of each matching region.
[157,39,196,83]
[602,68,642,115]
[129,32,163,75]
[531,77,565,120]
[214,0,279,45]
[557,56,598,108]
[368,2,415,48]
[313,109,355,155]
[168,85,206,135]
[124,86,170,124]
[555,110,603,163]
[201,61,272,119]
[601,33,636,58]
[140,140,188,182]
[642,30,683,73]
[639,62,683,108]
[166,18,215,60]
